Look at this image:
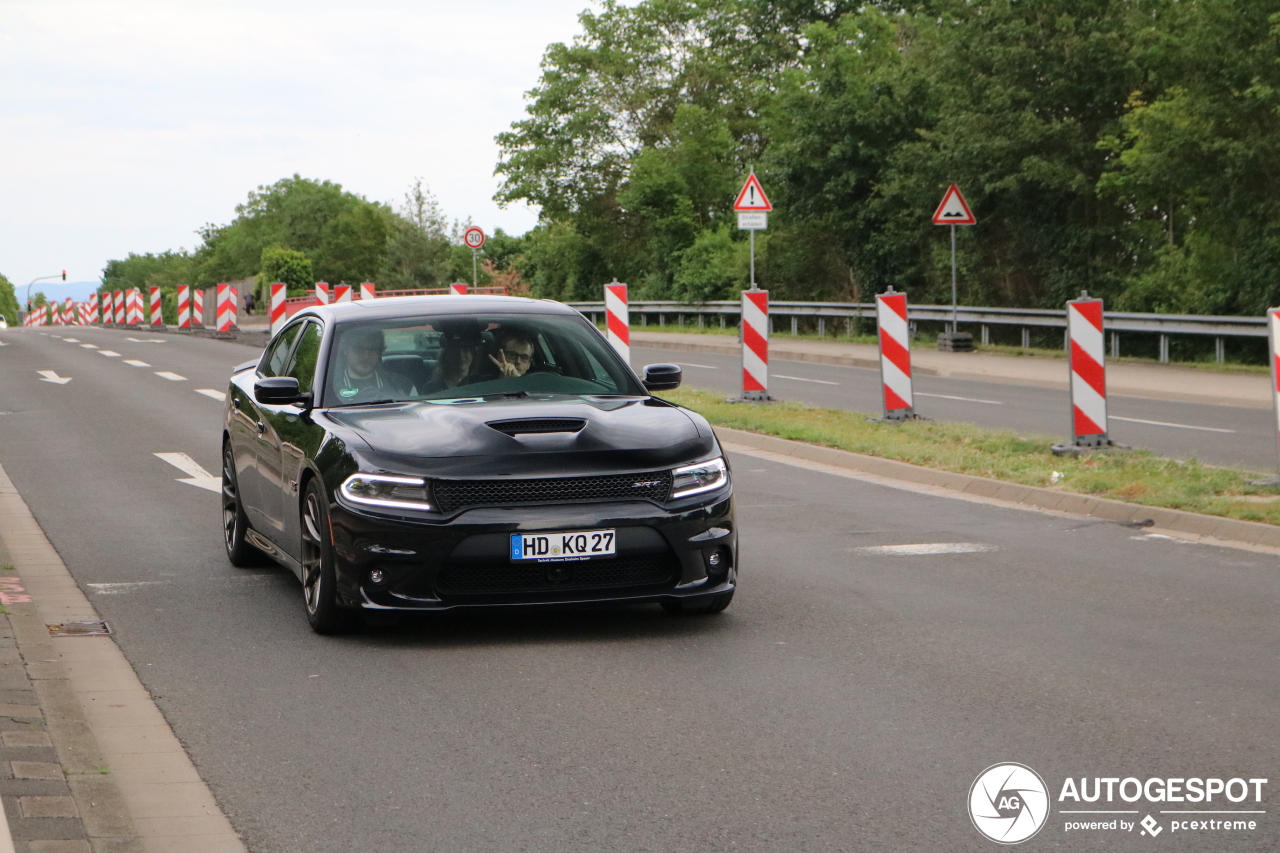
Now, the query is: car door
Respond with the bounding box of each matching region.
[259,319,325,550]
[235,322,305,530]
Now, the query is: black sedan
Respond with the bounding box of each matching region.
[221,295,736,632]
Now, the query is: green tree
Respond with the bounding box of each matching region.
[378,179,452,290]
[0,272,18,323]
[258,247,314,296]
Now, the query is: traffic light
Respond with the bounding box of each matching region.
[61,271,66,281]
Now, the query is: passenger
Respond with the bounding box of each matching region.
[333,327,414,403]
[486,327,536,379]
[432,341,476,390]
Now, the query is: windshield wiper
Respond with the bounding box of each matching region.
[336,398,401,407]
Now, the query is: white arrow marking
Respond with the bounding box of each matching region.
[195,389,226,401]
[98,350,121,357]
[123,359,150,367]
[154,452,220,493]
[127,338,166,343]
[155,371,186,381]
[36,370,71,385]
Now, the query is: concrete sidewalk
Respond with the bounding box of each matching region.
[632,330,1272,409]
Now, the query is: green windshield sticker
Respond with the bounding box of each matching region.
[340,388,359,398]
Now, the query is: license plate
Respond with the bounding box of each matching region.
[510,529,616,562]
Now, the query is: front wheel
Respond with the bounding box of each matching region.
[661,589,734,616]
[299,480,355,634]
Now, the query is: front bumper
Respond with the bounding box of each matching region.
[327,491,736,611]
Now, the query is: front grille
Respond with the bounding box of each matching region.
[486,418,586,436]
[433,471,672,514]
[437,554,679,596]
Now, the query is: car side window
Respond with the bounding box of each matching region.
[284,322,323,394]
[260,323,304,377]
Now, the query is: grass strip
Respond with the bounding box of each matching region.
[664,386,1280,526]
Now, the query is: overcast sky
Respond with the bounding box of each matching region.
[0,0,601,289]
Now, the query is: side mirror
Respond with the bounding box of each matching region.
[641,363,682,392]
[255,376,309,406]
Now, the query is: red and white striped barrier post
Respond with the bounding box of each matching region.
[87,294,99,324]
[270,283,287,336]
[875,287,917,421]
[150,287,163,326]
[78,303,89,325]
[1055,291,1117,453]
[450,282,468,296]
[738,289,770,401]
[359,282,375,301]
[64,298,74,325]
[129,289,143,325]
[113,291,125,325]
[102,294,113,325]
[314,282,329,306]
[604,280,629,364]
[177,286,190,329]
[216,284,237,331]
[192,288,204,326]
[334,284,351,303]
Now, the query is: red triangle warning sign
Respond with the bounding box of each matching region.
[733,174,773,211]
[932,184,976,225]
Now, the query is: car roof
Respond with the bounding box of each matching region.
[291,295,581,325]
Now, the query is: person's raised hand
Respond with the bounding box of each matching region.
[489,351,520,378]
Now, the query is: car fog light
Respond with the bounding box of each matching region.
[369,568,386,585]
[708,551,722,566]
[704,547,730,574]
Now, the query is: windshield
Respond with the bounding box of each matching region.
[323,312,645,407]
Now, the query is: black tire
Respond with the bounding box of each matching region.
[661,589,734,616]
[222,444,270,568]
[299,479,355,634]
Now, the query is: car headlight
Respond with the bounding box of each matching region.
[670,457,728,499]
[340,474,433,510]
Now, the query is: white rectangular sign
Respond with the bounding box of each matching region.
[738,212,768,230]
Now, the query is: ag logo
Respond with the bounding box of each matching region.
[968,763,1050,844]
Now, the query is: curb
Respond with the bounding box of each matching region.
[715,426,1280,550]
[630,332,941,375]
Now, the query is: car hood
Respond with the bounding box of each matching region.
[322,395,714,477]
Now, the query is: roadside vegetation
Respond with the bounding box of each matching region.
[665,387,1280,526]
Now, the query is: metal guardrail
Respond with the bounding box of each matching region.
[567,300,1267,363]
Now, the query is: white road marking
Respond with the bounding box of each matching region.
[80,344,97,349]
[774,374,839,385]
[36,370,71,385]
[154,371,186,381]
[0,341,7,346]
[1110,415,1234,434]
[916,392,1003,405]
[195,389,227,402]
[154,452,220,492]
[126,338,166,343]
[98,350,121,357]
[86,581,167,595]
[63,338,79,343]
[672,362,718,369]
[854,542,998,556]
[123,359,151,367]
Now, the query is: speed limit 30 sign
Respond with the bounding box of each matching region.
[463,226,486,250]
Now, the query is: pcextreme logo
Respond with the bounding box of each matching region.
[969,763,1050,844]
[968,763,1269,845]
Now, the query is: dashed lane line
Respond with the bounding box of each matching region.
[126,338,166,343]
[916,392,1004,405]
[195,389,226,402]
[80,344,97,349]
[154,371,186,381]
[98,350,121,357]
[1110,415,1234,434]
[123,359,151,368]
[774,374,840,385]
[672,362,718,370]
[853,543,998,556]
[63,338,80,343]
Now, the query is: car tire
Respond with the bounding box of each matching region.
[222,444,270,568]
[661,589,734,616]
[299,479,355,634]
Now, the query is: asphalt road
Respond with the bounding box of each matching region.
[0,325,1277,852]
[634,345,1276,471]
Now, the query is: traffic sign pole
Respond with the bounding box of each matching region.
[462,227,486,290]
[734,172,772,293]
[951,224,957,332]
[932,184,977,352]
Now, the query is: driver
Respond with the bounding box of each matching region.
[487,328,536,379]
[334,327,414,403]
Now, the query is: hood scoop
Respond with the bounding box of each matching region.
[486,418,587,437]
